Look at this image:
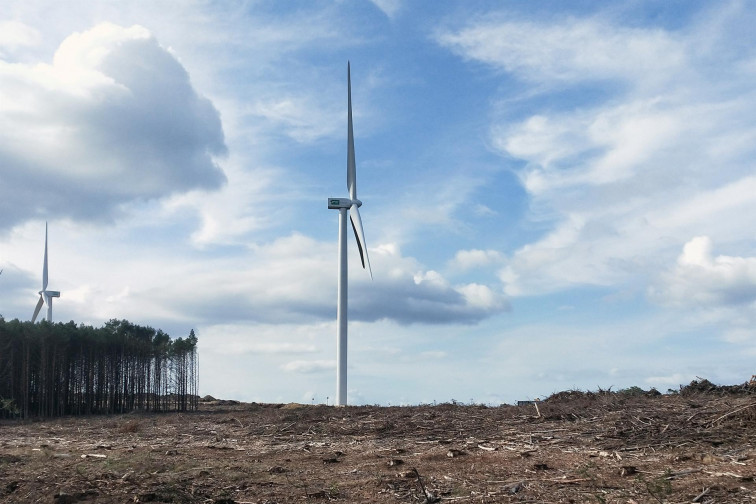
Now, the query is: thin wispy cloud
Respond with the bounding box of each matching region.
[369,0,403,19]
[439,5,756,303]
[437,15,687,88]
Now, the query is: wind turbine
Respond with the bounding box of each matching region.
[327,62,372,406]
[32,222,60,323]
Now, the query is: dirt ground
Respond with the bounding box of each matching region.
[1,383,754,503]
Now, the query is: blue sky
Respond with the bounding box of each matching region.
[1,1,755,405]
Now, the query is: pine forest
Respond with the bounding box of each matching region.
[0,318,198,418]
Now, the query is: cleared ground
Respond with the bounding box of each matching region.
[1,382,754,503]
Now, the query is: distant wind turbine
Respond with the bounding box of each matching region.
[327,62,372,406]
[32,222,60,323]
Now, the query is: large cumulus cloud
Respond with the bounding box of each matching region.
[0,23,226,230]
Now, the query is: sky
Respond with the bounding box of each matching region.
[1,0,755,405]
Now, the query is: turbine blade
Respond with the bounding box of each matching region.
[349,204,372,279]
[32,295,44,323]
[347,62,356,200]
[42,222,49,290]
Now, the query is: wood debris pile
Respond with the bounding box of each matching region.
[0,382,754,503]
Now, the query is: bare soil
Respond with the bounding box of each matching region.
[1,385,755,503]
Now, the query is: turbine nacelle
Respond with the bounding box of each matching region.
[327,195,371,276]
[327,197,362,209]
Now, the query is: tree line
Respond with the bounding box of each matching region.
[0,318,198,418]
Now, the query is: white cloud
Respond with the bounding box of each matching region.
[413,270,448,288]
[436,15,686,88]
[473,204,497,217]
[0,21,41,53]
[722,327,756,344]
[252,94,341,144]
[164,164,280,246]
[649,176,756,237]
[236,342,317,355]
[372,172,490,248]
[449,249,504,271]
[0,22,226,230]
[282,360,334,374]
[650,236,756,308]
[644,373,695,387]
[458,283,508,312]
[498,213,633,296]
[420,350,446,359]
[353,243,510,324]
[369,0,402,19]
[678,236,714,267]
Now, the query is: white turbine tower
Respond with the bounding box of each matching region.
[327,62,372,406]
[32,222,60,323]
